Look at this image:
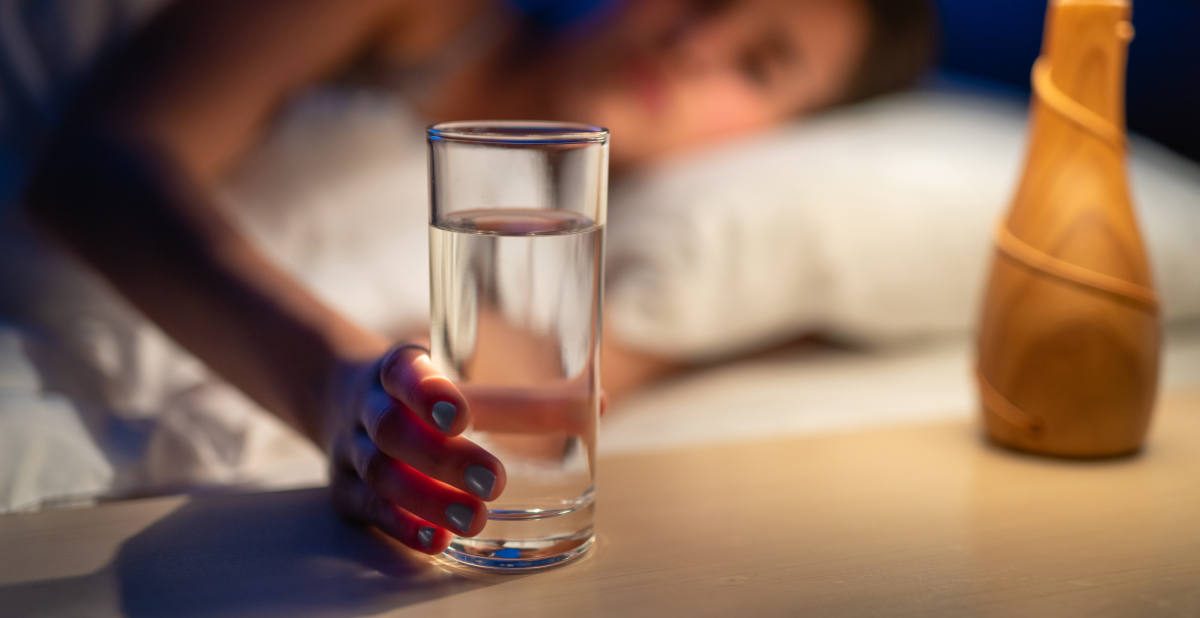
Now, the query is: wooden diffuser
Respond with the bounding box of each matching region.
[976,0,1160,457]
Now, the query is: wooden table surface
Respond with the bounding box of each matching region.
[2,390,1198,617]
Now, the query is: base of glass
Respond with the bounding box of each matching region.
[441,529,594,571]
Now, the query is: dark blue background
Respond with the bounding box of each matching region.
[935,0,1200,162]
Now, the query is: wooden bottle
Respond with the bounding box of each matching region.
[976,0,1160,457]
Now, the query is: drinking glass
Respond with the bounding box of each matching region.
[427,121,608,570]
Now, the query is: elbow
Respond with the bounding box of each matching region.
[24,124,157,245]
[26,127,111,234]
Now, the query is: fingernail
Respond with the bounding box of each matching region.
[431,401,457,433]
[464,465,496,500]
[445,503,474,533]
[418,526,435,548]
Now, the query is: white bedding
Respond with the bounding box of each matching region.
[602,323,1200,456]
[2,84,1198,512]
[606,90,1200,360]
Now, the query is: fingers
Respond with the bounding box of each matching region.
[331,470,452,555]
[379,343,607,438]
[349,431,489,536]
[362,385,506,500]
[380,344,470,436]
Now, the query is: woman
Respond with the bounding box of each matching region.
[23,0,932,554]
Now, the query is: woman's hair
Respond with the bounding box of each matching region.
[836,0,937,106]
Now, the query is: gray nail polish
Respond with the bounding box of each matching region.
[418,526,435,548]
[431,401,457,433]
[445,503,474,533]
[464,464,496,500]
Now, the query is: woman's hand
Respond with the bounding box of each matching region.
[325,345,507,555]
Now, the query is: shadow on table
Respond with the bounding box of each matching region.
[3,487,511,618]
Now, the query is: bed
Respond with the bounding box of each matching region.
[2,78,1199,513]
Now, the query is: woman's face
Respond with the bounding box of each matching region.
[550,0,868,168]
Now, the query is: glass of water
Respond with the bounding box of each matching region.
[427,121,608,570]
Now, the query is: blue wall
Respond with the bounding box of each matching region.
[935,0,1200,162]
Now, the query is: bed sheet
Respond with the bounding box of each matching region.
[600,323,1200,456]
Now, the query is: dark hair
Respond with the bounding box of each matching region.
[836,0,937,107]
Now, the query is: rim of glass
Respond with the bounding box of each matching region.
[427,120,608,145]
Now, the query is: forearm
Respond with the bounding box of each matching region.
[27,128,388,442]
[18,0,430,442]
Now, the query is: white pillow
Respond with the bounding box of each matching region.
[605,89,1200,362]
